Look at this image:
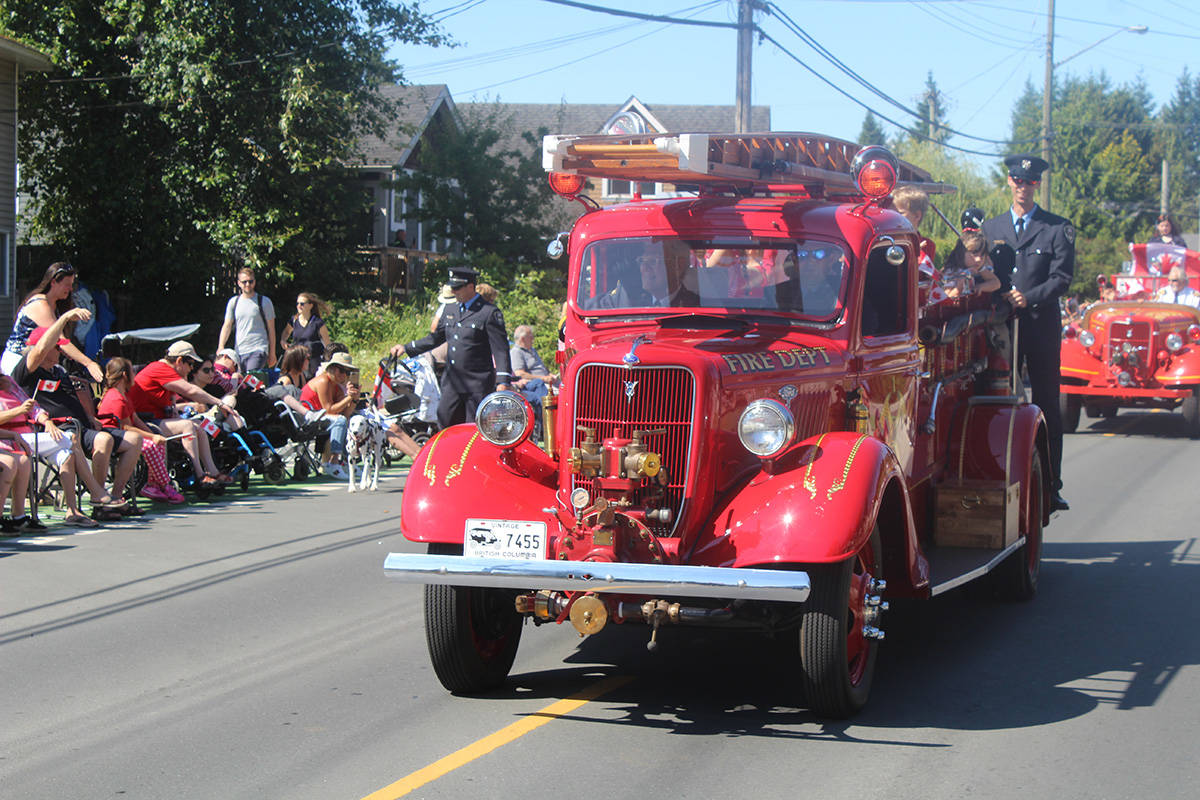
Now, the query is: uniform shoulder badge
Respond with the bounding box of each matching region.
[1064,224,1076,245]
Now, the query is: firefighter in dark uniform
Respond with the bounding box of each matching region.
[981,154,1074,511]
[395,266,512,428]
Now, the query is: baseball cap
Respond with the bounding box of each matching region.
[26,326,70,349]
[166,341,202,362]
[216,348,241,366]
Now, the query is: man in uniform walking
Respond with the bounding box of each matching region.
[981,154,1074,511]
[395,266,512,427]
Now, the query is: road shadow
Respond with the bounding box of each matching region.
[486,538,1197,735]
[1072,410,1195,439]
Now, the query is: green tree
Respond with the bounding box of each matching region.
[1158,68,1200,236]
[909,71,951,145]
[1008,73,1157,239]
[857,111,886,147]
[3,1,443,327]
[390,103,559,265]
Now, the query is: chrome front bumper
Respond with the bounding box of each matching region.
[382,553,810,603]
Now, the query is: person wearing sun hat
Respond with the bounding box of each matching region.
[981,153,1075,512]
[300,351,362,479]
[128,340,243,487]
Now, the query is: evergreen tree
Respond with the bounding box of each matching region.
[857,111,887,147]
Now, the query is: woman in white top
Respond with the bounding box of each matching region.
[2,263,103,380]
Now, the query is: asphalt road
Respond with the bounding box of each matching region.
[2,409,1198,800]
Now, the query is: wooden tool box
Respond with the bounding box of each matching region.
[933,402,1020,549]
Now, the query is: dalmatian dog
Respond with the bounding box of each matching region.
[346,409,386,492]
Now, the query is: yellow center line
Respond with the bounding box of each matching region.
[362,674,634,800]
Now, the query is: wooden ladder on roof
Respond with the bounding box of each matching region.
[543,132,956,195]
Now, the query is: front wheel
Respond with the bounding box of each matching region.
[424,544,523,693]
[798,527,882,718]
[1181,388,1200,439]
[1060,393,1081,433]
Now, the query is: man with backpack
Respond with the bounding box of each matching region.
[217,267,276,371]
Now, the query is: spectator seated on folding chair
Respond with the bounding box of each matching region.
[0,372,125,527]
[128,340,243,488]
[15,312,143,514]
[0,422,33,531]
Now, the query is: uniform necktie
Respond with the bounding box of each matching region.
[1174,292,1179,303]
[1015,217,1025,236]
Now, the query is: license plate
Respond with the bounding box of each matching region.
[463,519,547,560]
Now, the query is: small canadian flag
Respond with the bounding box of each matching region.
[199,417,220,437]
[35,378,60,393]
[242,374,263,391]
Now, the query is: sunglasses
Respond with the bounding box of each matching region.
[797,249,828,260]
[238,279,255,285]
[297,300,311,305]
[1012,178,1040,187]
[52,265,77,280]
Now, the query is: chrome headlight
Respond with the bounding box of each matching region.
[738,399,795,458]
[1165,332,1184,352]
[475,391,533,447]
[1078,330,1095,348]
[1117,371,1134,387]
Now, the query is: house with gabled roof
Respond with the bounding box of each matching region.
[0,34,53,330]
[471,94,771,206]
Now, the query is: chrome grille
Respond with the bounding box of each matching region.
[1106,320,1153,382]
[573,364,695,536]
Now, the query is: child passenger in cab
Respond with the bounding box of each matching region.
[944,230,1002,298]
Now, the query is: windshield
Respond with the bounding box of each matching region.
[575,237,848,320]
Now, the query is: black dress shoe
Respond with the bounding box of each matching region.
[1051,493,1070,511]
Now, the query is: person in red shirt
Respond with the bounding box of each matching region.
[300,352,359,479]
[128,340,241,487]
[98,357,184,504]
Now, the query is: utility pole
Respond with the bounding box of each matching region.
[735,0,753,132]
[1041,0,1055,210]
[1161,159,1169,215]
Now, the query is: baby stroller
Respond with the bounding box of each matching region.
[234,382,327,481]
[371,354,439,464]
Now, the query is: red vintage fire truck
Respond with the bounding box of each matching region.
[384,132,1052,718]
[1060,242,1200,437]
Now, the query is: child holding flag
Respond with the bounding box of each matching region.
[97,358,185,504]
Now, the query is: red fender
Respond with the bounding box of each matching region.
[400,424,559,544]
[689,432,920,575]
[945,401,1050,528]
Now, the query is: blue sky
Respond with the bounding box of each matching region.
[391,0,1198,164]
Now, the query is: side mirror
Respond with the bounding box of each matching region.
[547,232,570,260]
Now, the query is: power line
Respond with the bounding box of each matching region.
[755,28,1003,157]
[462,2,721,94]
[763,3,1039,146]
[538,0,738,28]
[407,1,720,77]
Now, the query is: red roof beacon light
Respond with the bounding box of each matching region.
[851,145,899,199]
[548,172,586,199]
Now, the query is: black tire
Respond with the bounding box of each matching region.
[263,452,285,484]
[799,527,882,718]
[1181,388,1200,439]
[239,471,250,492]
[1060,393,1081,434]
[423,543,523,694]
[1084,403,1101,419]
[124,457,149,500]
[995,450,1044,601]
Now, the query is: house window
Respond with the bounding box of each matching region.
[604,179,658,199]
